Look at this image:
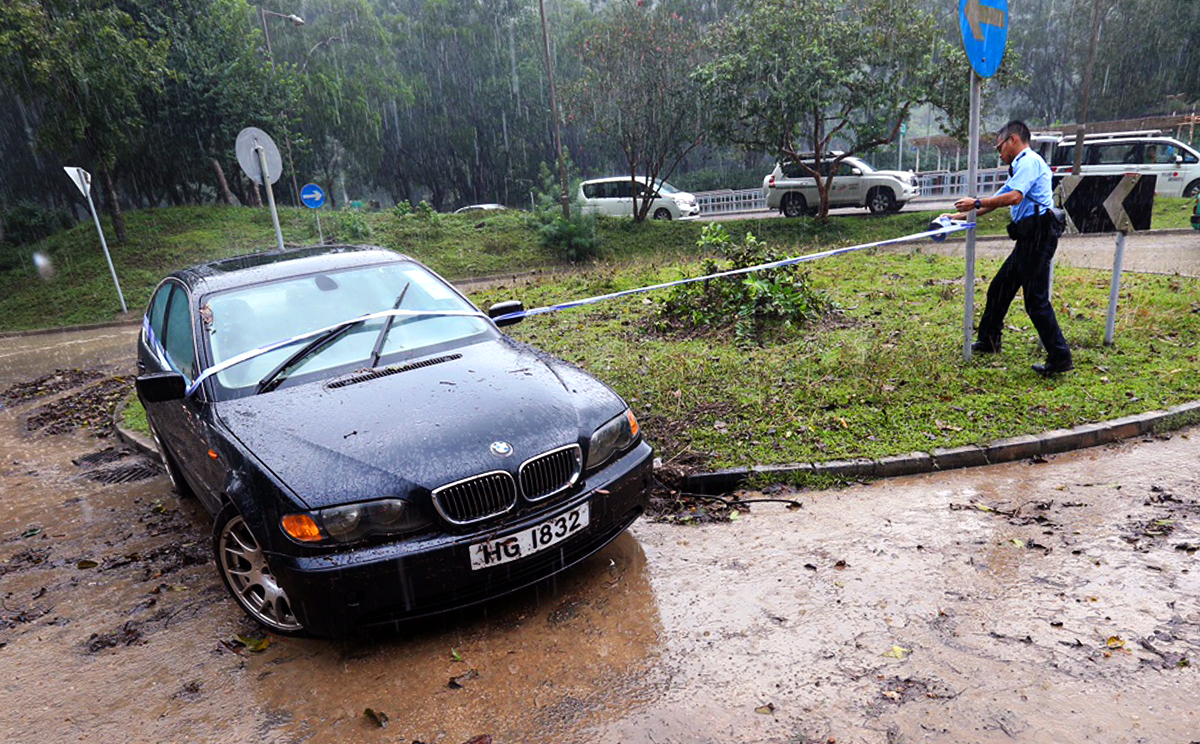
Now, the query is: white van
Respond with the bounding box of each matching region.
[1049,131,1200,198]
[579,176,700,220]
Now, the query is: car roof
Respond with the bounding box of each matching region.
[582,176,659,184]
[171,244,413,295]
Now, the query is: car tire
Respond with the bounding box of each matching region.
[149,423,194,499]
[1184,180,1200,198]
[781,192,809,218]
[213,503,306,635]
[653,207,673,220]
[867,187,897,214]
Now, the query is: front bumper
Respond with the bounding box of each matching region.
[273,441,654,636]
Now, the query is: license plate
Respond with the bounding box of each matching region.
[469,502,590,570]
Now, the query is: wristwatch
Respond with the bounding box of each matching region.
[974,198,983,210]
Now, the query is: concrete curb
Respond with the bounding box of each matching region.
[682,401,1200,494]
[112,396,158,460]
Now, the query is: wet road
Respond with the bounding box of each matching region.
[3,327,1200,744]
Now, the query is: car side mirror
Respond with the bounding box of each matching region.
[136,371,187,403]
[851,168,862,176]
[488,300,525,328]
[1175,154,1184,165]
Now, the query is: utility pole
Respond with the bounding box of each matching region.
[538,0,570,219]
[1071,0,1104,174]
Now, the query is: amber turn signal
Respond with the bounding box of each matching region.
[281,513,322,542]
[626,409,639,438]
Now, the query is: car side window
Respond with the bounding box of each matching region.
[582,183,598,199]
[614,181,632,199]
[162,284,197,383]
[146,283,171,349]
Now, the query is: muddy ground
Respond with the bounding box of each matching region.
[2,327,1199,744]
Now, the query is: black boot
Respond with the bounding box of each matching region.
[971,336,1002,354]
[1032,357,1074,377]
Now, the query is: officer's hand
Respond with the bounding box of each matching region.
[954,197,977,213]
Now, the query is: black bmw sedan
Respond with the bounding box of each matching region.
[135,245,653,636]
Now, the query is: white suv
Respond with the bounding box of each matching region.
[763,155,919,216]
[579,176,700,220]
[1048,132,1200,198]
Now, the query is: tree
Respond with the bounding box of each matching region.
[567,0,708,222]
[128,0,297,208]
[696,0,952,218]
[0,0,167,242]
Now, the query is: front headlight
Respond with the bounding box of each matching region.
[586,409,640,472]
[281,499,430,545]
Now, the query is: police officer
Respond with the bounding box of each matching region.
[943,119,1073,377]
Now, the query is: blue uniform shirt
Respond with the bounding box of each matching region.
[995,147,1052,222]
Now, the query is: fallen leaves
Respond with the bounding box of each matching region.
[881,645,911,659]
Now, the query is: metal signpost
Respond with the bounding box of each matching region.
[300,183,326,245]
[235,127,286,251]
[63,166,127,313]
[957,0,1008,361]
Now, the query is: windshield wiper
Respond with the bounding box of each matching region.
[368,282,410,368]
[255,318,366,395]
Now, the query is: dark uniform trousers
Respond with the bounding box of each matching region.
[977,213,1072,364]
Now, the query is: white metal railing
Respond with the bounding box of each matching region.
[695,188,767,215]
[694,168,1009,215]
[914,168,1008,199]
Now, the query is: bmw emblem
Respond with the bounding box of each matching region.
[489,441,514,457]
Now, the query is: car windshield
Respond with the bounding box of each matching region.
[656,181,680,195]
[202,261,491,392]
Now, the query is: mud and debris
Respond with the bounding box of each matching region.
[24,375,132,437]
[0,368,105,408]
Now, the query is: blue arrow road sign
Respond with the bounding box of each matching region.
[301,183,326,209]
[959,0,1007,78]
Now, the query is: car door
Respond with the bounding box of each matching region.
[830,160,865,207]
[139,282,223,509]
[1140,140,1194,197]
[611,180,634,217]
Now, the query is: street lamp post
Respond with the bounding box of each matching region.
[260,7,306,206]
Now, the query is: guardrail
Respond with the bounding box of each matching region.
[694,188,766,215]
[695,168,1010,215]
[914,168,1008,199]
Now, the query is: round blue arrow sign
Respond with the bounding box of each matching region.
[300,183,326,209]
[959,0,1008,78]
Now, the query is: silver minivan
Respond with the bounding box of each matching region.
[1050,132,1200,198]
[579,176,700,220]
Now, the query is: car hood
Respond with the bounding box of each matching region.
[871,169,915,181]
[216,338,625,510]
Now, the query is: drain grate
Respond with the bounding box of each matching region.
[73,448,130,467]
[84,462,162,485]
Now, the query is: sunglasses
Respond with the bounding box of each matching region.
[995,134,1012,154]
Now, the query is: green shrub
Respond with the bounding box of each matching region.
[656,222,832,346]
[328,209,372,241]
[1,200,73,247]
[537,212,599,263]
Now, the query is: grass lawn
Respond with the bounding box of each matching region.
[8,198,1198,476]
[468,248,1200,474]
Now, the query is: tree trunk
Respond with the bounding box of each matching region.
[212,159,236,205]
[101,169,127,244]
[247,176,262,208]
